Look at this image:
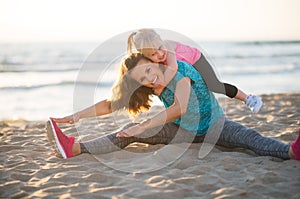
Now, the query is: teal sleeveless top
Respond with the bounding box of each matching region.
[158,60,224,135]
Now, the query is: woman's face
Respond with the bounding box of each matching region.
[129,58,165,89]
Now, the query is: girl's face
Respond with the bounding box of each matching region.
[129,58,165,89]
[144,48,167,63]
[143,40,167,63]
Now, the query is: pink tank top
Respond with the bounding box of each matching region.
[174,42,201,65]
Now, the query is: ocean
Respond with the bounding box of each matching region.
[1,40,300,121]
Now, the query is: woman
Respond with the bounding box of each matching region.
[48,53,299,161]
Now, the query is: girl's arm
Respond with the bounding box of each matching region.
[117,77,191,137]
[163,51,178,83]
[52,99,113,124]
[163,40,178,86]
[154,41,178,95]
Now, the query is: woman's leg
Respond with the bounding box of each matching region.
[79,123,194,154]
[216,119,290,159]
[193,55,238,98]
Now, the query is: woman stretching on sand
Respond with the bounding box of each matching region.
[47,53,300,161]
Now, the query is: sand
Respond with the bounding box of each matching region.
[1,93,300,198]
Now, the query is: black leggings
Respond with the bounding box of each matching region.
[193,55,238,98]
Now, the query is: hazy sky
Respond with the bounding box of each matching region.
[1,0,299,42]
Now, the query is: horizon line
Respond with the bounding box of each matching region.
[0,39,300,44]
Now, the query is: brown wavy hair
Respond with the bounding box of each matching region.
[110,53,155,116]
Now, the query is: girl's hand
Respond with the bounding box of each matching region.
[116,124,146,138]
[51,114,80,124]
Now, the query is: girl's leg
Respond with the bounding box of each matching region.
[80,123,194,154]
[216,119,290,159]
[193,55,263,113]
[193,55,238,98]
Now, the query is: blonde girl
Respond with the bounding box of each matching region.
[127,29,263,113]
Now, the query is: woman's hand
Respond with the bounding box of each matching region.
[51,114,80,124]
[116,124,146,138]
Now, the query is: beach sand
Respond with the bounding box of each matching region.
[1,93,300,198]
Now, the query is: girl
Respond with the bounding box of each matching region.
[127,29,263,113]
[48,53,300,161]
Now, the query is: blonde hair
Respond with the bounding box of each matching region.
[127,29,163,54]
[110,53,154,116]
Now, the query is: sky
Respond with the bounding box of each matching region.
[0,0,299,42]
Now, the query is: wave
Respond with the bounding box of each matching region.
[0,59,23,66]
[0,67,79,73]
[217,64,300,75]
[2,65,298,91]
[214,53,300,60]
[0,80,115,91]
[0,60,114,73]
[237,40,300,45]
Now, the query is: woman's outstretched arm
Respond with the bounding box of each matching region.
[117,77,191,137]
[52,99,113,124]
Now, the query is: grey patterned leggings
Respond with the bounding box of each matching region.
[80,119,290,159]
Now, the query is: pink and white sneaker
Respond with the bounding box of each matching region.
[47,118,75,159]
[291,129,300,161]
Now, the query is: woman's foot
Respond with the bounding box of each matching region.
[291,129,300,160]
[47,118,75,159]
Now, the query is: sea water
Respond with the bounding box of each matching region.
[1,41,299,121]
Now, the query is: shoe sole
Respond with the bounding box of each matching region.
[47,120,67,159]
[46,121,62,158]
[252,101,263,114]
